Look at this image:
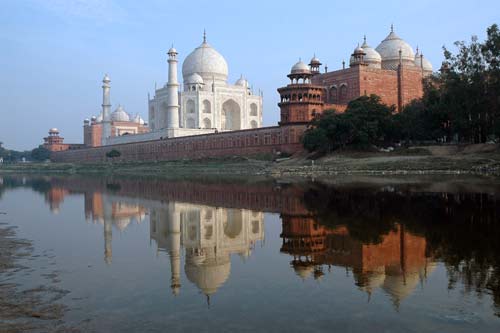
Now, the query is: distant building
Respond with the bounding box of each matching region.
[43,128,84,152]
[278,26,433,125]
[83,100,149,148]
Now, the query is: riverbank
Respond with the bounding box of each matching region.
[0,222,78,332]
[1,144,500,178]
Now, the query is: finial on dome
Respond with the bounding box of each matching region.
[391,23,394,33]
[364,35,367,43]
[203,29,206,43]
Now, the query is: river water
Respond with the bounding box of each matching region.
[1,175,500,332]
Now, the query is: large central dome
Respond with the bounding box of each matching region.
[376,26,415,70]
[182,40,228,84]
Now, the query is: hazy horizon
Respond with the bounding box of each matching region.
[1,0,499,151]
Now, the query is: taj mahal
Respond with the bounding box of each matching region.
[80,32,263,147]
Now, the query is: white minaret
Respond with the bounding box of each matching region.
[166,47,179,128]
[101,74,112,145]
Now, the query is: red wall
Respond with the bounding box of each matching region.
[52,125,307,163]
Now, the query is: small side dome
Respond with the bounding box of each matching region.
[168,46,177,54]
[414,49,433,73]
[134,114,145,125]
[354,45,365,54]
[84,118,90,124]
[291,60,310,74]
[310,55,321,65]
[111,105,130,122]
[49,128,59,134]
[186,73,204,84]
[91,115,97,122]
[361,37,382,68]
[103,73,110,82]
[235,75,248,87]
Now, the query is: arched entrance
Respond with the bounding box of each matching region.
[221,99,241,130]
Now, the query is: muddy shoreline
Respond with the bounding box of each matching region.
[0,222,79,332]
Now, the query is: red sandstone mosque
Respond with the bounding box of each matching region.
[46,26,434,161]
[278,25,432,125]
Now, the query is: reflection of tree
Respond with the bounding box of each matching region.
[303,185,398,244]
[303,183,500,316]
[0,177,52,199]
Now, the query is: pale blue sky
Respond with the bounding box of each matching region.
[1,0,499,150]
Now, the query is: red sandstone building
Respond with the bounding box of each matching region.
[43,128,84,152]
[278,26,433,125]
[83,105,149,147]
[50,26,435,163]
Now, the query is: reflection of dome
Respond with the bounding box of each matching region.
[114,217,131,231]
[290,60,310,74]
[111,105,130,122]
[185,256,231,295]
[382,270,423,306]
[376,26,415,70]
[182,39,228,84]
[293,263,314,280]
[358,268,386,293]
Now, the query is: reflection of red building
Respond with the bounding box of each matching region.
[44,187,69,213]
[281,216,433,306]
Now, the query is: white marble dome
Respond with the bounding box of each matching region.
[111,105,130,122]
[414,50,433,72]
[291,60,310,74]
[133,114,145,125]
[182,40,228,84]
[49,128,59,134]
[361,38,382,68]
[376,27,415,70]
[235,75,248,87]
[186,72,204,84]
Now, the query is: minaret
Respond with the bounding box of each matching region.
[167,47,179,128]
[101,74,112,146]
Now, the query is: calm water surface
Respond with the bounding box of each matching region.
[1,175,500,332]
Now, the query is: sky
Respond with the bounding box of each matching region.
[0,0,499,151]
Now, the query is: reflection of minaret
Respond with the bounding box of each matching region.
[104,218,112,264]
[167,204,181,295]
[103,196,113,264]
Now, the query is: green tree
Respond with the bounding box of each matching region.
[31,147,51,161]
[302,95,395,152]
[439,23,500,143]
[106,149,121,159]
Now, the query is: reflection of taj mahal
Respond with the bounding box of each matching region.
[149,202,264,298]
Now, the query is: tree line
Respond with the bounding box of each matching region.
[0,142,50,163]
[303,24,500,152]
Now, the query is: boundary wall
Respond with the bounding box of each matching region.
[52,125,306,163]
